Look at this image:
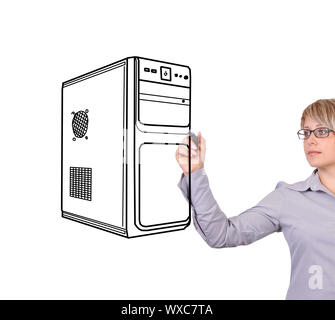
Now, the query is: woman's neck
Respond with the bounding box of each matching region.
[317,166,335,195]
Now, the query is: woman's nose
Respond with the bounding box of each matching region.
[307,133,318,144]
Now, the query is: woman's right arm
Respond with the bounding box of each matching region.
[176,133,282,248]
[177,168,282,248]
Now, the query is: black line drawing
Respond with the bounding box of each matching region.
[61,56,193,238]
[69,167,92,201]
[71,109,89,141]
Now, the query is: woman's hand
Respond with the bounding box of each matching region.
[175,132,206,175]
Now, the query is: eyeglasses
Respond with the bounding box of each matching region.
[297,127,335,140]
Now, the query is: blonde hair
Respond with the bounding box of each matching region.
[300,99,335,130]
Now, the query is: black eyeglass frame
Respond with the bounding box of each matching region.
[297,127,335,140]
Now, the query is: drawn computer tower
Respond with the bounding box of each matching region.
[61,57,192,238]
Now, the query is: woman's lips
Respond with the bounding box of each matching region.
[308,151,321,156]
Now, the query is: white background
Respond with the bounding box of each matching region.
[1,0,334,299]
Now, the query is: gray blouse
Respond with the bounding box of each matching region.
[177,167,335,300]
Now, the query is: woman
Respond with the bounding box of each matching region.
[175,98,335,300]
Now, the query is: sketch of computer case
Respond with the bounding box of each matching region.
[61,56,192,238]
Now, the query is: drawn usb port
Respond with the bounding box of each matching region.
[151,69,157,73]
[144,67,150,72]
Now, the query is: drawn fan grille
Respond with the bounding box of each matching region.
[72,111,88,138]
[70,167,92,201]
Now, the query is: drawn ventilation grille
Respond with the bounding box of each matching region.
[72,111,88,138]
[70,167,92,201]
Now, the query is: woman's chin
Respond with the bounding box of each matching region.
[308,160,322,167]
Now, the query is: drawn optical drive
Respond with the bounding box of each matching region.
[61,56,193,238]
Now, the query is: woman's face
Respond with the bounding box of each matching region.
[303,116,335,170]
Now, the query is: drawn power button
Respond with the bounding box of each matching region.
[160,66,172,81]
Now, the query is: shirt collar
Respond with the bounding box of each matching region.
[285,168,325,192]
